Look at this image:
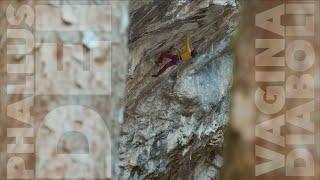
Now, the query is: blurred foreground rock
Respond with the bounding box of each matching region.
[1,0,128,179]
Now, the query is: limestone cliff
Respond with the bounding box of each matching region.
[118,0,238,179]
[0,0,238,179]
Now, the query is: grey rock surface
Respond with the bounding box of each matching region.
[118,0,238,179]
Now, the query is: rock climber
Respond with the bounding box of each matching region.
[152,36,197,77]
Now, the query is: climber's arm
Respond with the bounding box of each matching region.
[174,47,181,55]
[183,36,191,52]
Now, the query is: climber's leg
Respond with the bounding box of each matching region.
[156,52,174,65]
[152,55,178,77]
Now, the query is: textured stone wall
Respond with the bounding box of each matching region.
[0,0,242,179]
[118,0,238,179]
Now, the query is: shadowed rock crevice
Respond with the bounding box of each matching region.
[119,0,238,179]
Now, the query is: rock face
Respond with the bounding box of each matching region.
[1,0,238,179]
[118,0,238,179]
